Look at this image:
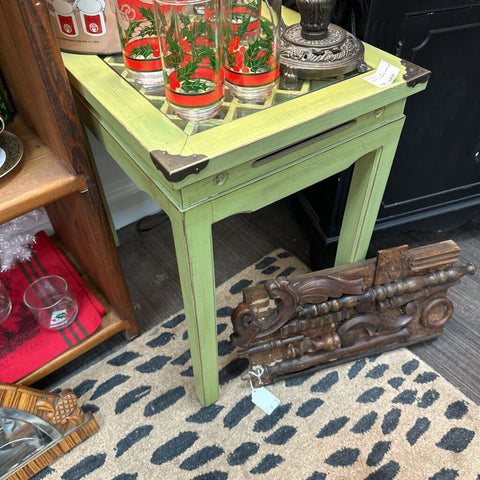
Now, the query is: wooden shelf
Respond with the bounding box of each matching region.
[0,116,87,224]
[16,238,132,386]
[0,0,138,389]
[18,311,129,386]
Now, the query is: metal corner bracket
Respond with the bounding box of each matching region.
[150,150,209,182]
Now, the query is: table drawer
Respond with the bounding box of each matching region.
[180,100,406,209]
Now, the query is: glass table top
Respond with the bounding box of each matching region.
[103,54,370,136]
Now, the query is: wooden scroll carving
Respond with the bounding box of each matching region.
[0,383,99,480]
[231,241,476,387]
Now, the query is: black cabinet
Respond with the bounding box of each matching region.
[300,0,480,268]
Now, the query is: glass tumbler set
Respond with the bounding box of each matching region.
[114,0,282,121]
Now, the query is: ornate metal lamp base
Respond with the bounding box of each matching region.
[280,23,367,82]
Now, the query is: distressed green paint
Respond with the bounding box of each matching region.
[335,117,406,265]
[63,27,429,405]
[170,204,218,406]
[207,117,407,224]
[180,101,407,209]
[63,43,427,194]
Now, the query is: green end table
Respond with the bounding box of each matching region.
[62,11,429,406]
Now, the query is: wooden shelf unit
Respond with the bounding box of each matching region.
[19,312,132,385]
[0,116,86,224]
[17,234,133,386]
[0,0,138,385]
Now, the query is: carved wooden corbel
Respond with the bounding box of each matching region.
[231,241,476,387]
[231,274,364,348]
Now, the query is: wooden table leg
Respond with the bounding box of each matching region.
[335,118,405,266]
[170,205,219,406]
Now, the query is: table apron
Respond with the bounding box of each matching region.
[182,116,405,221]
[221,117,402,221]
[179,101,406,209]
[75,86,405,222]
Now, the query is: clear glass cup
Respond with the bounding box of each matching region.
[223,0,281,102]
[153,0,224,121]
[23,275,78,330]
[115,0,164,88]
[0,281,12,325]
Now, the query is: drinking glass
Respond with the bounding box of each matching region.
[0,281,12,325]
[23,276,78,330]
[115,0,164,88]
[154,0,224,121]
[223,0,281,102]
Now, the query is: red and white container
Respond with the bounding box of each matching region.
[47,0,121,54]
[52,0,79,37]
[78,0,107,36]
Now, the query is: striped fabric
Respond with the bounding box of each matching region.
[0,231,105,383]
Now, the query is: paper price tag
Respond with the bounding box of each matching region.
[251,387,280,415]
[364,60,400,88]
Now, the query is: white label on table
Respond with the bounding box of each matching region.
[364,60,400,88]
[251,387,280,415]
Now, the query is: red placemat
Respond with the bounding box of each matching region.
[0,231,106,383]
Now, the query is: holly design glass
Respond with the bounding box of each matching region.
[154,0,224,121]
[115,0,164,88]
[223,0,281,102]
[23,276,78,331]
